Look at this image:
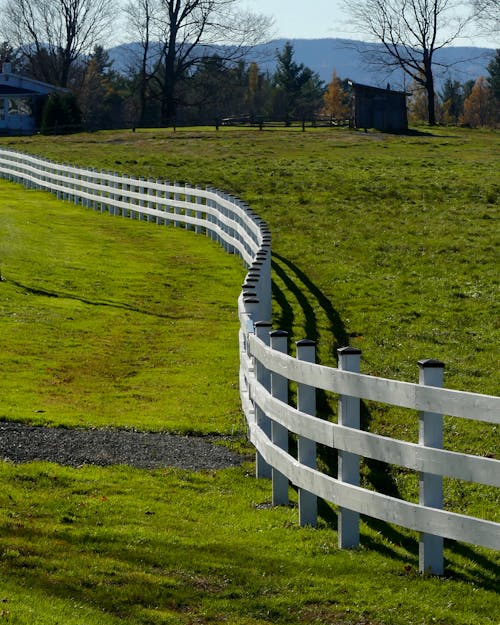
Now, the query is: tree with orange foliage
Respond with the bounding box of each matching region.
[461,76,495,127]
[322,71,351,121]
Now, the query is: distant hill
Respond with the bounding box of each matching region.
[108,37,496,92]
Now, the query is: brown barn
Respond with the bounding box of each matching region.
[350,81,408,132]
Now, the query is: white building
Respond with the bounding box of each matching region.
[0,63,66,134]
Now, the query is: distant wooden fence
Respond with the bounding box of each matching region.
[1,147,498,575]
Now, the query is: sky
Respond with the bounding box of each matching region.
[243,0,498,48]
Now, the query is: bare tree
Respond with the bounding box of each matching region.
[472,0,500,36]
[1,0,117,87]
[123,0,156,126]
[124,0,272,125]
[344,0,474,125]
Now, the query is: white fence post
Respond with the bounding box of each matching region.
[296,339,317,527]
[139,177,146,218]
[195,185,203,234]
[121,175,129,217]
[418,358,445,576]
[254,321,273,479]
[337,346,361,548]
[270,330,289,506]
[260,244,272,322]
[147,178,154,222]
[174,183,181,227]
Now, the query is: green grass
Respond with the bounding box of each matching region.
[0,180,245,433]
[0,461,498,625]
[0,126,499,624]
[3,127,498,392]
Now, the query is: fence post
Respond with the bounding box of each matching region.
[296,339,317,527]
[139,177,146,218]
[174,183,181,227]
[147,178,154,222]
[206,187,214,240]
[254,321,273,479]
[270,330,289,506]
[121,175,128,217]
[260,244,272,322]
[195,185,203,234]
[337,346,361,549]
[154,179,163,225]
[418,359,445,576]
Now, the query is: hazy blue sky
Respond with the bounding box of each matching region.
[243,0,498,48]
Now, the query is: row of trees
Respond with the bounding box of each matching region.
[409,53,500,127]
[344,0,498,125]
[0,0,272,126]
[0,0,498,129]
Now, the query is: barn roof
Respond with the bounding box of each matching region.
[348,80,409,97]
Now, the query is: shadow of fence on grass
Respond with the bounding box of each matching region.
[270,253,412,556]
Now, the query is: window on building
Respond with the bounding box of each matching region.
[8,97,32,117]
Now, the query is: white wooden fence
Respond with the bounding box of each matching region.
[1,147,498,575]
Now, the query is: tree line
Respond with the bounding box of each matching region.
[0,0,498,131]
[409,53,500,127]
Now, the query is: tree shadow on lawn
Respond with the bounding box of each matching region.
[1,510,498,625]
[0,521,373,623]
[271,254,401,486]
[271,252,349,353]
[8,277,172,319]
[267,254,499,584]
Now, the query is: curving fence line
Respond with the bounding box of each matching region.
[1,147,498,575]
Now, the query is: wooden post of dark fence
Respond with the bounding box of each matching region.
[418,359,445,576]
[296,339,317,527]
[270,330,289,506]
[337,346,361,548]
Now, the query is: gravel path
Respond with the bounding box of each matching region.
[0,422,245,470]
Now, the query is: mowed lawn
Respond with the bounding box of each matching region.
[0,126,498,625]
[0,180,246,433]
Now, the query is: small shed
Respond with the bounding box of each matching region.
[350,81,408,132]
[0,63,65,135]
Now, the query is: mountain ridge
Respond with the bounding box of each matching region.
[108,37,496,91]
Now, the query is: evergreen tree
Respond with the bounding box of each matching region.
[486,49,500,123]
[462,80,476,100]
[40,92,82,134]
[440,78,464,124]
[273,42,324,124]
[78,46,124,130]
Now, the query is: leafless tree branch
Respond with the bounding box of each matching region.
[0,0,117,86]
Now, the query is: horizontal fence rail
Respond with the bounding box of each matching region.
[1,147,498,576]
[0,147,272,322]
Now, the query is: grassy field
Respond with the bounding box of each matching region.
[0,126,499,624]
[0,180,245,433]
[1,461,498,625]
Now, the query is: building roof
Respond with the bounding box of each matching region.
[348,80,408,97]
[0,65,67,97]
